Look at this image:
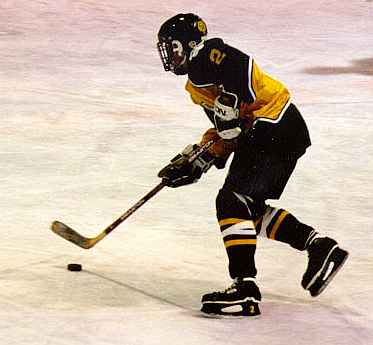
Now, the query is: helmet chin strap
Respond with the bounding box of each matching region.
[172,57,188,75]
[179,54,187,66]
[171,53,188,75]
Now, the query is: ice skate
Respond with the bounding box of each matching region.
[302,237,349,297]
[201,278,261,317]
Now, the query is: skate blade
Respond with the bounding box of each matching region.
[199,312,261,320]
[309,248,349,297]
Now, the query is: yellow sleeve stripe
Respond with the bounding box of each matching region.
[219,218,249,227]
[269,210,289,240]
[224,239,257,248]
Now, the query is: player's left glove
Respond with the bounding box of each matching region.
[213,92,242,140]
[158,144,215,188]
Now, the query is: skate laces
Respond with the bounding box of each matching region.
[224,280,238,294]
[223,278,256,294]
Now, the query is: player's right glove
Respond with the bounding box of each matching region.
[213,92,242,140]
[158,144,215,188]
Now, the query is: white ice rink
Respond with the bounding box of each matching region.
[1,1,373,344]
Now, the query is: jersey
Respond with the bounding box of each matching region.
[185,38,311,157]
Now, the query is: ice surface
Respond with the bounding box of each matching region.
[0,1,372,344]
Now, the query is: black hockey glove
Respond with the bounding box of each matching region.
[213,92,242,140]
[158,144,215,188]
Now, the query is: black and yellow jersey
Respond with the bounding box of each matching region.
[185,38,311,157]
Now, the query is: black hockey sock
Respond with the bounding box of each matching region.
[219,218,258,278]
[255,207,316,251]
[216,189,260,278]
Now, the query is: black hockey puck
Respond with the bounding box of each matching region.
[67,263,82,271]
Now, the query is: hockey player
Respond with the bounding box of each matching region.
[156,13,348,317]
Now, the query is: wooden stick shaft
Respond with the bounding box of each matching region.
[103,181,165,236]
[51,138,219,249]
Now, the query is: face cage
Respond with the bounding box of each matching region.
[157,41,173,72]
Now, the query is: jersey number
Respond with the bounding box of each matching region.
[210,49,226,65]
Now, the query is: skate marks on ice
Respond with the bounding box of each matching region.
[1,259,372,345]
[178,290,372,345]
[59,265,373,345]
[256,293,373,345]
[82,269,193,311]
[0,29,22,37]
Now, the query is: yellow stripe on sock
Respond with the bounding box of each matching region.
[219,218,248,227]
[224,239,257,248]
[269,210,289,240]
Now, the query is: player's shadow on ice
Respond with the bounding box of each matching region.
[303,57,373,76]
[83,269,196,311]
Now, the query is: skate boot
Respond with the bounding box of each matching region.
[302,237,349,297]
[201,277,261,317]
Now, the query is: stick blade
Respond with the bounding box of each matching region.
[51,221,94,249]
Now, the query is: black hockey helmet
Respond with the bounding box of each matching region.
[157,13,207,75]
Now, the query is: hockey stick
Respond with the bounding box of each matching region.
[50,138,219,249]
